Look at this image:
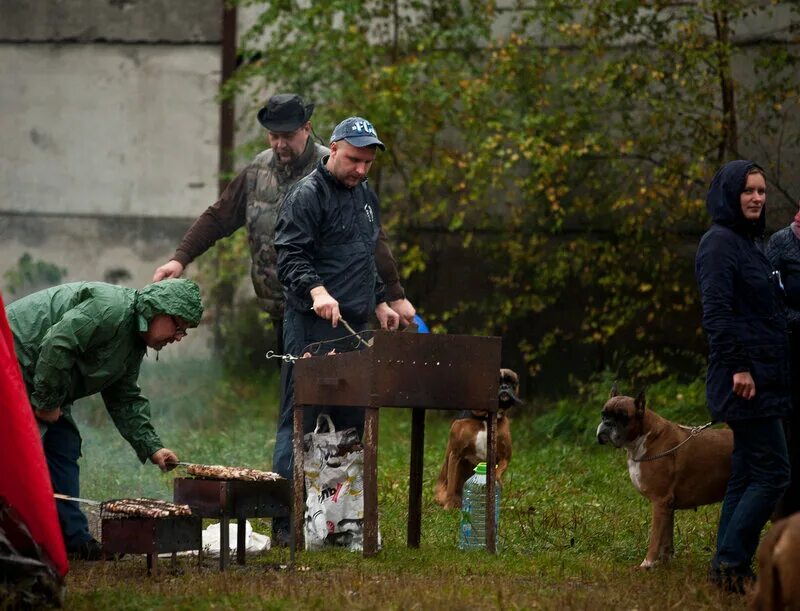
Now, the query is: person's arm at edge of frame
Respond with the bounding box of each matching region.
[152,169,250,281]
[375,226,416,326]
[767,228,800,328]
[373,256,399,331]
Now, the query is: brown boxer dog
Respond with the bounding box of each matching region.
[750,513,800,610]
[434,369,521,510]
[596,384,733,568]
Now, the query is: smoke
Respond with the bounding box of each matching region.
[72,358,281,503]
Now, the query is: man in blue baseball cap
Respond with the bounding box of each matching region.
[330,116,386,150]
[271,116,400,542]
[324,117,386,189]
[152,100,416,361]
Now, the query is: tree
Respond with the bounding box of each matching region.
[221,0,800,387]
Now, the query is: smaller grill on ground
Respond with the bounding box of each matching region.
[101,512,202,575]
[173,477,293,570]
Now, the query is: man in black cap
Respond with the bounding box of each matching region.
[152,94,416,353]
[273,116,400,544]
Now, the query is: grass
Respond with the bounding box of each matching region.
[61,362,743,609]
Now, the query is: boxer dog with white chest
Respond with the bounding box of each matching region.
[596,384,733,568]
[434,369,522,510]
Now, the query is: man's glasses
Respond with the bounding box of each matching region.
[171,316,189,338]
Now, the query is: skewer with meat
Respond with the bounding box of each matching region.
[101,498,192,518]
[184,464,283,482]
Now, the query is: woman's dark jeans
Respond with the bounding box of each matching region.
[714,417,790,571]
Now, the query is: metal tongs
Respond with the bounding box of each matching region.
[339,317,373,348]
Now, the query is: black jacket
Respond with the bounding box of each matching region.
[767,226,800,329]
[695,160,790,422]
[275,157,385,324]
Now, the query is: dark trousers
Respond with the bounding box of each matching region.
[271,317,285,372]
[271,307,367,534]
[42,417,91,550]
[714,417,790,570]
[776,330,800,517]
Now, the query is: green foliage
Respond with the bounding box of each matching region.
[533,371,710,444]
[195,231,281,371]
[224,0,800,386]
[3,252,67,296]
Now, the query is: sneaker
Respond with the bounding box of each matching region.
[69,538,104,561]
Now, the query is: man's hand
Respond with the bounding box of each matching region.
[310,286,340,327]
[389,298,416,327]
[376,302,400,331]
[34,407,62,423]
[150,448,179,472]
[733,371,756,400]
[152,260,185,282]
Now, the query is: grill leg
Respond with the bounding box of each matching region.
[292,402,305,550]
[486,412,497,554]
[220,516,229,571]
[289,504,295,566]
[408,408,425,548]
[171,551,177,570]
[237,518,246,565]
[363,406,380,557]
[147,553,158,576]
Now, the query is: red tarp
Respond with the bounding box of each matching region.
[0,291,68,577]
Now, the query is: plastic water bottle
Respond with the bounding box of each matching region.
[459,462,500,550]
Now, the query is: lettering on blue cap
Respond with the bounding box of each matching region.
[351,119,377,135]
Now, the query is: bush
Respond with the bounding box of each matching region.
[531,372,708,445]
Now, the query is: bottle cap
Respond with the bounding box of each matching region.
[474,462,487,474]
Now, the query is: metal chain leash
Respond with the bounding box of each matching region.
[632,421,715,462]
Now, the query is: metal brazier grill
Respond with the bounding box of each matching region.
[292,330,501,556]
[173,477,292,570]
[100,499,202,575]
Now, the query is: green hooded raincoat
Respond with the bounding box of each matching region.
[6,279,203,463]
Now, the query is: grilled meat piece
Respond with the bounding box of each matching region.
[185,464,283,482]
[102,498,192,518]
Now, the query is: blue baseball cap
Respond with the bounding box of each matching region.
[330,117,386,151]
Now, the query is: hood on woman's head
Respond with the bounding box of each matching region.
[134,279,204,332]
[705,159,765,235]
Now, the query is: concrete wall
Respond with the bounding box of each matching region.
[0,0,222,43]
[0,44,219,218]
[0,0,223,357]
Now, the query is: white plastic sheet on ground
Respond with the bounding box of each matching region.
[201,520,270,557]
[160,519,270,557]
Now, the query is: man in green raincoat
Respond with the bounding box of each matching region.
[5,278,204,559]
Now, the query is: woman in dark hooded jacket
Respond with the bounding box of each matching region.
[695,159,790,591]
